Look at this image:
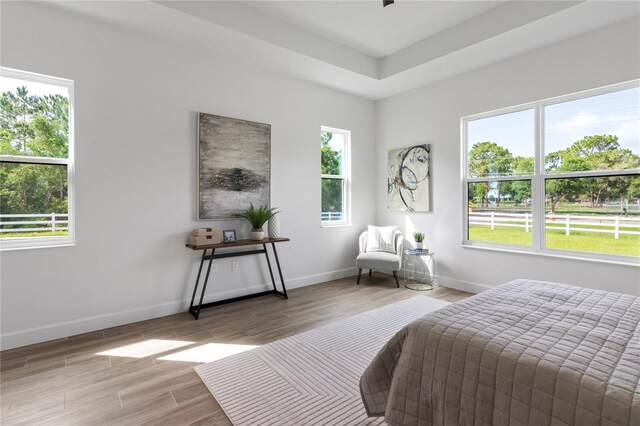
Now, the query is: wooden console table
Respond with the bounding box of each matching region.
[185,238,290,319]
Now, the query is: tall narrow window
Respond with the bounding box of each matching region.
[543,87,640,256]
[321,126,350,226]
[0,67,74,250]
[466,109,535,247]
[462,82,639,263]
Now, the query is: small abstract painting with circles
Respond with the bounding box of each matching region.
[388,144,431,212]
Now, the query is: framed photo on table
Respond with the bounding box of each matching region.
[223,230,237,243]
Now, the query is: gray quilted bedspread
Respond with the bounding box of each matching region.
[360,279,640,426]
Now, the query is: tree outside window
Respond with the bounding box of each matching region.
[321,127,350,225]
[0,68,74,249]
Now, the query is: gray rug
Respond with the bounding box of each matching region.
[195,296,450,425]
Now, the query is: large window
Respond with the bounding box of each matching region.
[0,67,74,250]
[321,126,350,226]
[463,82,639,263]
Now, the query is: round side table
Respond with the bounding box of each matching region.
[404,249,435,291]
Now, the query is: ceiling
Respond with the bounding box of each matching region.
[243,1,506,58]
[49,0,639,100]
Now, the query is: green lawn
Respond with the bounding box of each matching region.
[469,226,533,246]
[547,204,638,215]
[0,231,68,238]
[469,226,640,257]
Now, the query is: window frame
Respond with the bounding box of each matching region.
[461,80,640,265]
[0,67,75,251]
[320,126,351,227]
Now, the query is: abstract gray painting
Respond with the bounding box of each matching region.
[198,113,270,220]
[388,144,431,212]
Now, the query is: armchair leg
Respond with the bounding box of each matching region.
[357,268,362,284]
[369,269,372,277]
[392,271,400,288]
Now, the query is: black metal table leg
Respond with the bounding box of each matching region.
[271,242,288,299]
[189,249,208,312]
[192,248,215,319]
[263,243,278,293]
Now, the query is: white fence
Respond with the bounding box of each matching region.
[321,211,344,221]
[469,212,640,239]
[0,213,69,234]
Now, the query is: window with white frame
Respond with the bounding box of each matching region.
[321,126,350,226]
[462,82,639,263]
[0,67,74,250]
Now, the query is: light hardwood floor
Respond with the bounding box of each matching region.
[0,275,472,425]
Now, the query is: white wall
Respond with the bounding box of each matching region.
[2,3,638,351]
[0,2,376,349]
[375,17,640,296]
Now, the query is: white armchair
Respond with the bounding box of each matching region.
[356,228,403,288]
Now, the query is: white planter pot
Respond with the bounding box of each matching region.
[416,242,423,249]
[250,229,264,241]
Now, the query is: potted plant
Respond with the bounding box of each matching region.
[413,231,425,249]
[239,203,279,240]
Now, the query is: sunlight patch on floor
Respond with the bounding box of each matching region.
[95,339,194,358]
[157,343,259,363]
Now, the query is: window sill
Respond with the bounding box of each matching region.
[0,237,75,252]
[321,222,351,228]
[462,242,639,267]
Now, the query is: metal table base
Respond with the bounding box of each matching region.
[404,249,435,292]
[405,282,435,291]
[186,238,289,319]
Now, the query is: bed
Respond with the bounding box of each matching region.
[359,279,640,426]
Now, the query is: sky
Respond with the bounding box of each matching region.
[467,86,640,158]
[327,131,345,174]
[0,76,69,98]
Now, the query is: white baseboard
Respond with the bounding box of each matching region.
[434,274,494,294]
[0,299,187,351]
[286,267,358,288]
[396,268,492,294]
[362,269,492,295]
[0,267,359,351]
